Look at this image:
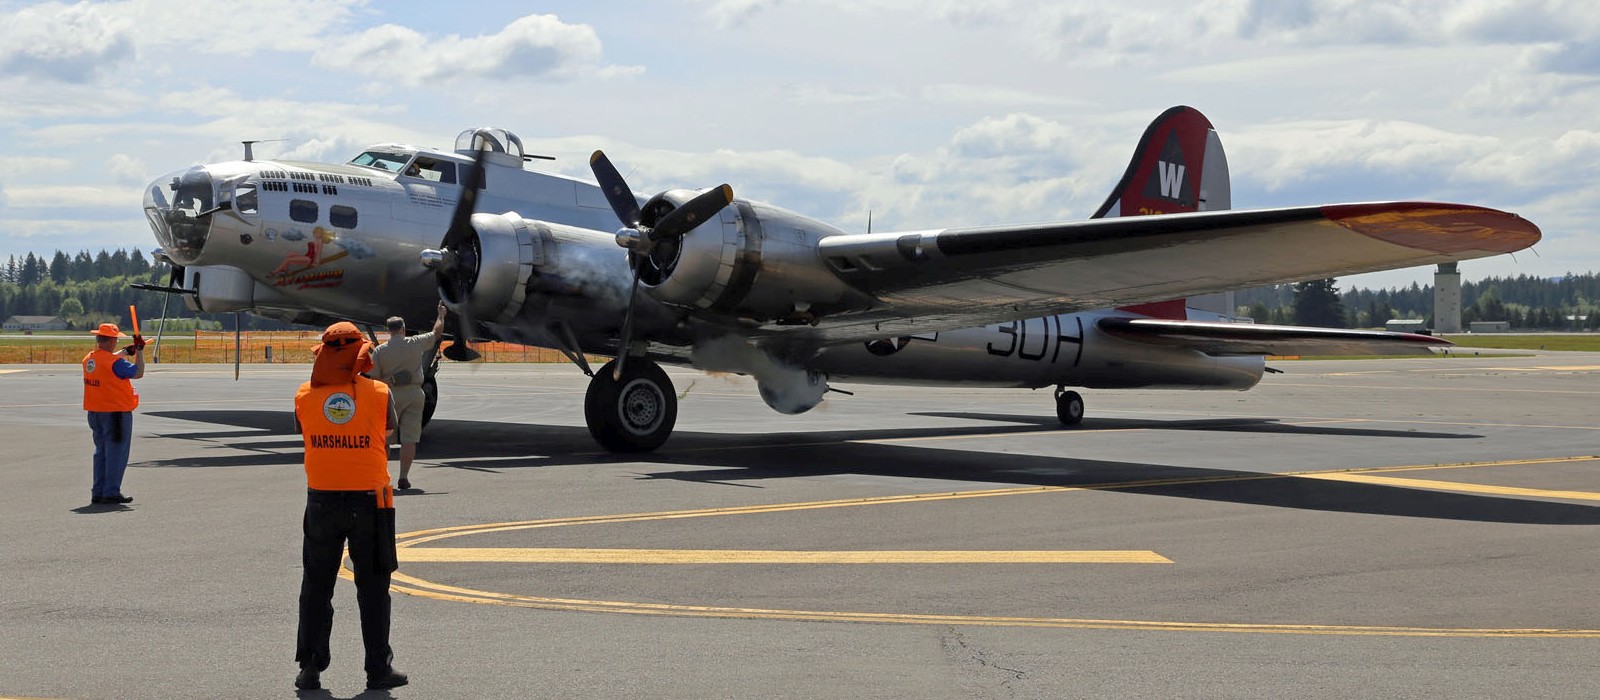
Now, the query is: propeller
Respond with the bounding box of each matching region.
[588,150,734,379]
[431,146,491,362]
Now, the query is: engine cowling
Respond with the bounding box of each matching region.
[633,191,870,323]
[446,211,543,325]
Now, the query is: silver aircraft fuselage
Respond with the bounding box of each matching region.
[143,131,1261,399]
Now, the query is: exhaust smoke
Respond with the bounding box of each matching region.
[690,335,827,415]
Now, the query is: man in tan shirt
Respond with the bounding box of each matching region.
[368,302,446,490]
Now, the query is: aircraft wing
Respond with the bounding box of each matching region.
[809,202,1538,342]
[1096,317,1447,356]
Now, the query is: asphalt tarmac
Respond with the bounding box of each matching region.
[2,352,1597,700]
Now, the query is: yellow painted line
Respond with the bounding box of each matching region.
[0,369,27,375]
[386,572,1600,638]
[395,487,1090,545]
[396,455,1600,547]
[371,454,1600,637]
[1270,382,1596,395]
[1312,417,1600,431]
[1474,365,1600,372]
[1303,472,1600,501]
[398,548,1171,564]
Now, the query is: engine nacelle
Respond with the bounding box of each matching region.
[452,212,544,325]
[179,264,291,314]
[636,191,871,324]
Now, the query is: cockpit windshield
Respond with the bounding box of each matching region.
[349,150,413,173]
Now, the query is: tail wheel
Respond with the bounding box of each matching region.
[585,359,677,452]
[1055,388,1084,426]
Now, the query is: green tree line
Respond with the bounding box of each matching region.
[1238,274,1600,330]
[1,248,309,332]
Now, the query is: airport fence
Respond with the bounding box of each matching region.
[0,331,585,364]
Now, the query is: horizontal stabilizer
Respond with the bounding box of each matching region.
[1097,317,1449,356]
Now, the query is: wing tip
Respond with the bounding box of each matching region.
[1321,202,1542,255]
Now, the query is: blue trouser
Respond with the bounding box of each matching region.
[87,411,133,498]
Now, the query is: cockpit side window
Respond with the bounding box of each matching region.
[350,150,412,173]
[403,157,458,185]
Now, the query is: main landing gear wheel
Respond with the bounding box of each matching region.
[586,359,677,453]
[1055,388,1084,426]
[421,354,441,429]
[421,376,438,428]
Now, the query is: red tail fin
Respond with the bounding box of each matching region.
[1097,106,1233,320]
[1092,105,1229,219]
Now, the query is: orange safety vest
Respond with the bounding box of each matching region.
[294,378,391,491]
[82,348,138,412]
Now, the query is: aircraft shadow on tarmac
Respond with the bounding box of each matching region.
[912,412,1482,440]
[139,409,1599,525]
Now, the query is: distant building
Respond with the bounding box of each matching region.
[1470,321,1511,333]
[1386,319,1428,332]
[1434,263,1462,333]
[1,315,69,332]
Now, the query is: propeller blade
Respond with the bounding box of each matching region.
[650,184,733,240]
[442,308,480,362]
[611,261,647,381]
[589,150,642,229]
[441,148,489,251]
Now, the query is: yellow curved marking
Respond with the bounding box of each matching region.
[368,455,1600,637]
[386,571,1600,638]
[397,548,1171,564]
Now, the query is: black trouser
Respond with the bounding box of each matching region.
[296,489,393,674]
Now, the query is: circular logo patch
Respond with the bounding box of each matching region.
[323,392,356,425]
[85,358,97,374]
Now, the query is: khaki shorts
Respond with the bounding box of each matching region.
[390,384,427,444]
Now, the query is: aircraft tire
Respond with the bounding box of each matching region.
[1056,389,1084,426]
[421,376,438,428]
[585,359,677,452]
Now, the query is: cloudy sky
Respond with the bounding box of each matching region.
[2,0,1596,290]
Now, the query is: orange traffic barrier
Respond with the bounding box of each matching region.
[1,331,598,365]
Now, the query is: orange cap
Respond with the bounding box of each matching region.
[90,323,126,338]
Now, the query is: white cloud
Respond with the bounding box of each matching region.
[1229,120,1502,192]
[0,1,137,83]
[3,185,147,209]
[106,154,148,185]
[0,0,366,85]
[0,156,74,177]
[311,14,640,86]
[702,0,787,29]
[0,0,1596,288]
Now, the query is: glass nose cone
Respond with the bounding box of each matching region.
[144,166,216,265]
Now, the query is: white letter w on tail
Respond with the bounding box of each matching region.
[1157,161,1185,199]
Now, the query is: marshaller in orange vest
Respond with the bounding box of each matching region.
[82,322,145,505]
[291,321,408,691]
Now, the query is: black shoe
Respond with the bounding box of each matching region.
[397,478,411,491]
[91,496,107,504]
[294,667,321,690]
[108,495,133,504]
[367,669,409,690]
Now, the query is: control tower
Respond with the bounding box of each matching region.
[1434,262,1462,333]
